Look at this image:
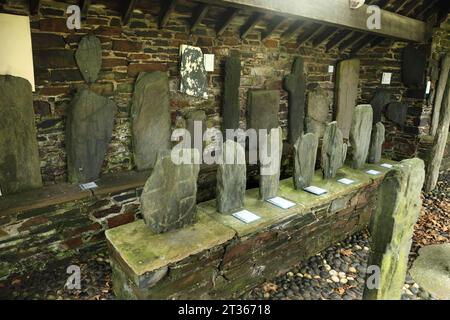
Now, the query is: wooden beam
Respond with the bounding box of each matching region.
[312,26,338,48]
[29,0,40,15]
[159,0,177,29]
[297,24,324,47]
[326,29,352,52]
[197,0,429,42]
[80,0,91,19]
[261,16,285,40]
[123,0,138,25]
[339,32,366,52]
[190,3,210,33]
[281,20,305,42]
[216,8,240,36]
[240,12,264,39]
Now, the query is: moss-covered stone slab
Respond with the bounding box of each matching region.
[321,121,347,179]
[410,244,450,300]
[364,158,425,300]
[0,75,42,195]
[369,122,385,164]
[105,213,235,279]
[350,105,373,169]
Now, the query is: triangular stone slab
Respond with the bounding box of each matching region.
[369,122,385,164]
[321,121,347,179]
[216,140,246,214]
[350,105,373,169]
[293,133,318,189]
[131,72,172,171]
[0,75,42,194]
[75,35,102,83]
[284,57,306,144]
[67,89,116,183]
[259,127,283,200]
[140,149,200,233]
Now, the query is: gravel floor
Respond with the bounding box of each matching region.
[0,172,448,300]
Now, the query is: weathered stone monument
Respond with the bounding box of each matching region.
[293,133,318,189]
[67,89,116,183]
[350,105,373,169]
[284,57,306,144]
[75,35,102,83]
[306,87,330,139]
[184,109,207,153]
[368,122,385,164]
[321,121,347,179]
[216,140,246,213]
[140,149,200,233]
[131,72,172,171]
[335,58,360,140]
[247,90,280,133]
[180,45,208,99]
[0,75,42,194]
[363,158,425,300]
[222,56,241,131]
[259,127,283,200]
[385,102,408,127]
[370,89,391,124]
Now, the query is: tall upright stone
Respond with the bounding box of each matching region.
[259,127,283,200]
[363,158,425,300]
[67,89,116,183]
[222,56,241,131]
[370,89,391,124]
[284,57,306,144]
[431,54,450,136]
[350,105,373,169]
[293,133,318,189]
[425,69,450,192]
[216,140,246,213]
[306,87,330,139]
[0,75,42,194]
[335,58,360,140]
[321,121,347,179]
[247,90,280,133]
[75,35,102,83]
[131,72,172,171]
[369,122,385,164]
[140,149,200,234]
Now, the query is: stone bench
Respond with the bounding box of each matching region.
[106,160,395,299]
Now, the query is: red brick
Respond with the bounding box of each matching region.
[107,212,135,229]
[127,63,168,77]
[263,39,279,48]
[63,223,102,238]
[112,40,142,52]
[95,26,122,37]
[93,205,121,219]
[102,58,128,68]
[64,237,83,249]
[31,33,65,49]
[18,216,49,232]
[39,18,69,32]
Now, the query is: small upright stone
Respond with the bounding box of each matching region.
[140,149,200,233]
[368,122,385,164]
[216,140,246,214]
[321,122,347,179]
[293,133,319,189]
[306,87,330,139]
[222,56,241,131]
[284,57,306,144]
[364,158,425,300]
[67,89,117,183]
[350,105,373,169]
[75,35,102,83]
[259,127,283,200]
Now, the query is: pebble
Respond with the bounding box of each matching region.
[338,272,346,278]
[329,270,338,277]
[348,267,357,274]
[340,278,348,284]
[331,276,340,283]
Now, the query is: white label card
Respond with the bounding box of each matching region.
[80,182,98,190]
[204,54,215,72]
[0,188,2,196]
[338,178,355,185]
[380,163,393,169]
[304,186,328,196]
[232,210,261,224]
[266,197,296,210]
[382,72,392,85]
[328,65,334,73]
[366,170,382,176]
[426,81,431,95]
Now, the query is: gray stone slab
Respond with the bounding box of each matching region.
[284,57,306,144]
[131,72,172,171]
[293,133,318,189]
[180,45,208,99]
[368,122,385,164]
[364,158,425,300]
[140,149,200,233]
[306,87,330,139]
[335,59,360,140]
[385,102,408,127]
[402,44,427,89]
[370,89,391,124]
[67,89,116,184]
[247,90,280,133]
[222,56,241,131]
[0,75,42,194]
[216,140,246,214]
[259,127,283,200]
[75,35,102,83]
[350,105,373,169]
[321,121,347,179]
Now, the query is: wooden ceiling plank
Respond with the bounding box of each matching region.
[123,0,138,26]
[261,16,285,40]
[281,20,305,42]
[30,0,40,15]
[326,29,352,52]
[191,3,210,33]
[159,0,177,29]
[240,12,265,39]
[216,8,240,36]
[312,26,338,48]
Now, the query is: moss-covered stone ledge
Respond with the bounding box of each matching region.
[106,160,396,299]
